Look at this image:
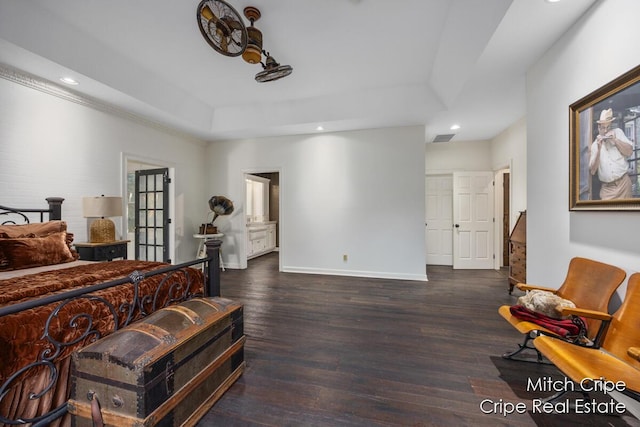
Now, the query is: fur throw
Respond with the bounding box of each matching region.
[517,290,576,319]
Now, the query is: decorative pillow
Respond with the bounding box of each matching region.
[0,220,67,238]
[517,289,576,319]
[0,231,76,271]
[0,221,78,261]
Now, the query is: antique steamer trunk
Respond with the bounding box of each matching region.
[68,297,244,427]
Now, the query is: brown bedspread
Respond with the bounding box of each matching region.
[0,260,205,425]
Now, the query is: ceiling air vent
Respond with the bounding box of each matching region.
[432,133,455,143]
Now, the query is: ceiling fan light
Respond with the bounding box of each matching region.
[243,45,262,64]
[242,26,263,64]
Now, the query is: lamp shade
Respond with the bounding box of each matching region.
[82,196,122,218]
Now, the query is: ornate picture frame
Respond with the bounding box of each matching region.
[570,64,640,210]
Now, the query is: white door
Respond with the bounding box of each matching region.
[425,175,453,265]
[453,171,494,269]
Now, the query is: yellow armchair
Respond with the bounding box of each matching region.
[499,257,625,362]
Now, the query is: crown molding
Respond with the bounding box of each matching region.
[0,62,206,145]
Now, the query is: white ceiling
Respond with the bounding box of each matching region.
[0,0,596,143]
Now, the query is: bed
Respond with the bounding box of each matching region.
[0,198,222,427]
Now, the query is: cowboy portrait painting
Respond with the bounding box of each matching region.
[570,64,640,210]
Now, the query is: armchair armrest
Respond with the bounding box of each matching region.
[560,306,613,348]
[560,307,612,321]
[515,283,558,293]
[628,347,640,362]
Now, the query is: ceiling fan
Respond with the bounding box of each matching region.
[196,1,293,82]
[196,0,247,57]
[242,6,293,83]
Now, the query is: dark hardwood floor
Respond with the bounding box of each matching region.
[198,253,640,427]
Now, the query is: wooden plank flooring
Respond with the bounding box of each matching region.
[198,253,640,426]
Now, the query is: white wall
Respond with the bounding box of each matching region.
[0,75,208,263]
[425,139,492,172]
[206,126,427,281]
[491,117,527,231]
[527,0,640,296]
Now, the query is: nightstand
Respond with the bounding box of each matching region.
[74,240,129,261]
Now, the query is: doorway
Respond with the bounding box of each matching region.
[243,169,281,270]
[425,168,510,270]
[134,168,170,262]
[502,171,510,267]
[123,155,174,263]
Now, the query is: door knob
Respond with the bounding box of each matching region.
[454,224,460,228]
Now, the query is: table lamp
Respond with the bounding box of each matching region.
[82,196,122,243]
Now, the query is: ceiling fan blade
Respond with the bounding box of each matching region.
[222,17,243,30]
[219,35,229,52]
[201,5,215,21]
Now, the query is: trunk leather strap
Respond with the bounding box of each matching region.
[90,393,105,427]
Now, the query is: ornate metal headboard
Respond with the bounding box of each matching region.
[0,197,64,224]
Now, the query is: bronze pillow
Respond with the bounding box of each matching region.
[66,232,79,260]
[0,220,67,238]
[0,231,76,271]
[0,221,78,261]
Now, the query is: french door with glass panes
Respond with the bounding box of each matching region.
[135,168,170,262]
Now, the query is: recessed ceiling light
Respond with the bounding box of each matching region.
[316,125,324,131]
[59,77,79,85]
[546,0,561,3]
[450,124,461,130]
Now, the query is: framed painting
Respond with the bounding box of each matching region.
[570,63,640,210]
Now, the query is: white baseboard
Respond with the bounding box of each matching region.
[281,266,428,282]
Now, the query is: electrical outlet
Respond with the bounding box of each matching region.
[343,254,348,262]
